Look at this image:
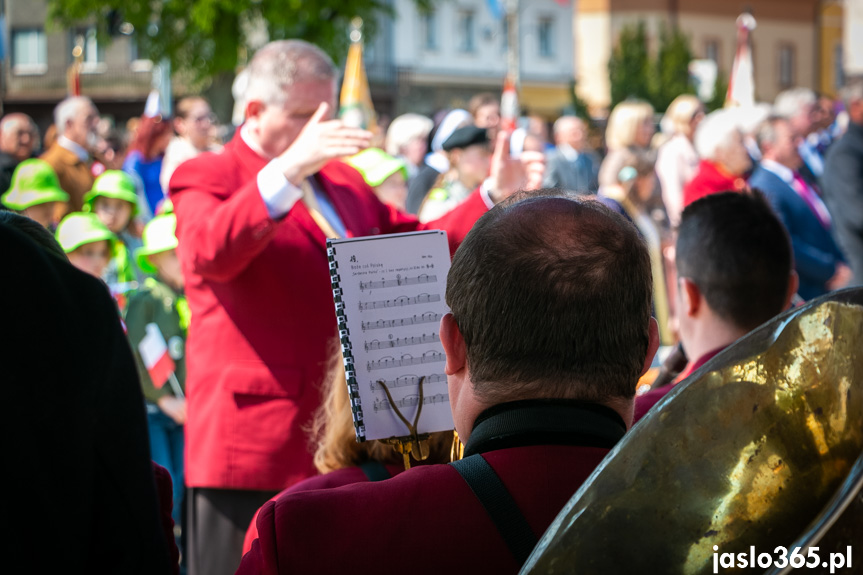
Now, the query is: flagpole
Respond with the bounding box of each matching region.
[168,372,185,400]
[505,0,520,89]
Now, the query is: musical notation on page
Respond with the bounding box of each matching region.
[367,351,445,372]
[361,312,442,332]
[370,373,446,391]
[364,333,440,352]
[359,273,437,292]
[373,393,449,413]
[358,293,440,312]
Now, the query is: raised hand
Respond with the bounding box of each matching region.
[276,102,372,185]
[487,130,546,204]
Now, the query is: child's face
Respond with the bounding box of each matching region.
[374,172,408,212]
[21,202,56,229]
[68,240,111,278]
[148,249,184,290]
[94,196,133,234]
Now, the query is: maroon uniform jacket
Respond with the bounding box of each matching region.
[236,400,626,575]
[170,134,487,491]
[682,160,748,208]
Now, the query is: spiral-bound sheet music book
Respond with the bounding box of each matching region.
[327,230,454,442]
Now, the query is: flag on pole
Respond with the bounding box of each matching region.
[725,13,757,108]
[67,38,83,96]
[339,18,376,130]
[139,323,176,389]
[501,74,519,133]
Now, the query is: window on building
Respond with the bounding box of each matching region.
[458,10,476,53]
[421,9,437,50]
[538,17,554,58]
[704,39,720,68]
[502,17,509,51]
[129,33,154,71]
[12,28,47,73]
[71,27,106,69]
[779,44,795,89]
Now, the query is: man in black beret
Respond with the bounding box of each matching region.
[418,125,492,221]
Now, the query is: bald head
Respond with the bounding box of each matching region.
[245,40,336,106]
[553,116,587,150]
[446,191,653,404]
[0,114,38,161]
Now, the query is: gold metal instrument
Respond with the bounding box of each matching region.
[521,288,863,574]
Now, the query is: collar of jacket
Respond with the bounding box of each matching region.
[464,398,627,457]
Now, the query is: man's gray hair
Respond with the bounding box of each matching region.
[245,40,336,106]
[754,115,788,152]
[54,96,94,134]
[774,88,816,119]
[694,109,742,160]
[839,76,863,108]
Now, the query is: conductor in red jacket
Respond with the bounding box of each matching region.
[169,40,544,575]
[237,192,660,574]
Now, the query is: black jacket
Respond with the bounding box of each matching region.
[822,122,863,285]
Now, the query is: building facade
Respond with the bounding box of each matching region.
[1,0,154,131]
[385,0,576,119]
[577,0,821,112]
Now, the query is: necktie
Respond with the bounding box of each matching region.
[791,173,831,229]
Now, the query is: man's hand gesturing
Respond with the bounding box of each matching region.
[276,102,372,186]
[487,130,546,204]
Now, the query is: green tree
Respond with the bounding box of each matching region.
[569,79,591,121]
[608,21,652,108]
[47,0,417,117]
[650,23,695,113]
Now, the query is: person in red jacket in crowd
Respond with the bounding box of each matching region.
[169,40,544,575]
[683,109,752,207]
[237,191,660,575]
[635,191,798,422]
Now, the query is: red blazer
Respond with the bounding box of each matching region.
[242,463,406,555]
[682,160,747,207]
[170,134,488,491]
[236,444,610,575]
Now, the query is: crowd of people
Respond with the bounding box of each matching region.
[3,36,863,575]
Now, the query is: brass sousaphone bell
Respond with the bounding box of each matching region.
[521,288,863,574]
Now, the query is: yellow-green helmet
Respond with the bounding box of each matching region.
[346,148,408,187]
[83,170,139,216]
[1,159,70,210]
[135,213,179,274]
[55,212,117,255]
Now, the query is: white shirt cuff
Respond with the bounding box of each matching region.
[480,178,497,210]
[257,162,303,219]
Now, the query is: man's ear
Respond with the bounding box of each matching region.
[440,313,466,376]
[245,100,266,122]
[680,277,702,318]
[785,271,800,309]
[640,317,661,377]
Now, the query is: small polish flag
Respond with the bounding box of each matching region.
[139,323,176,389]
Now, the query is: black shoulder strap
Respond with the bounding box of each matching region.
[358,460,392,482]
[449,454,538,566]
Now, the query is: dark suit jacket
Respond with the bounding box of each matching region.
[0,223,173,574]
[822,122,863,285]
[749,165,845,300]
[543,147,599,194]
[237,401,623,575]
[170,133,487,491]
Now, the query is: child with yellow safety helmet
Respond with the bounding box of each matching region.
[1,159,69,229]
[83,170,145,296]
[126,212,188,528]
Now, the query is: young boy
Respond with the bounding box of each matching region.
[346,148,409,212]
[54,212,116,279]
[126,213,187,529]
[1,159,70,229]
[83,170,145,294]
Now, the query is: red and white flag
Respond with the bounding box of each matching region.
[139,323,175,389]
